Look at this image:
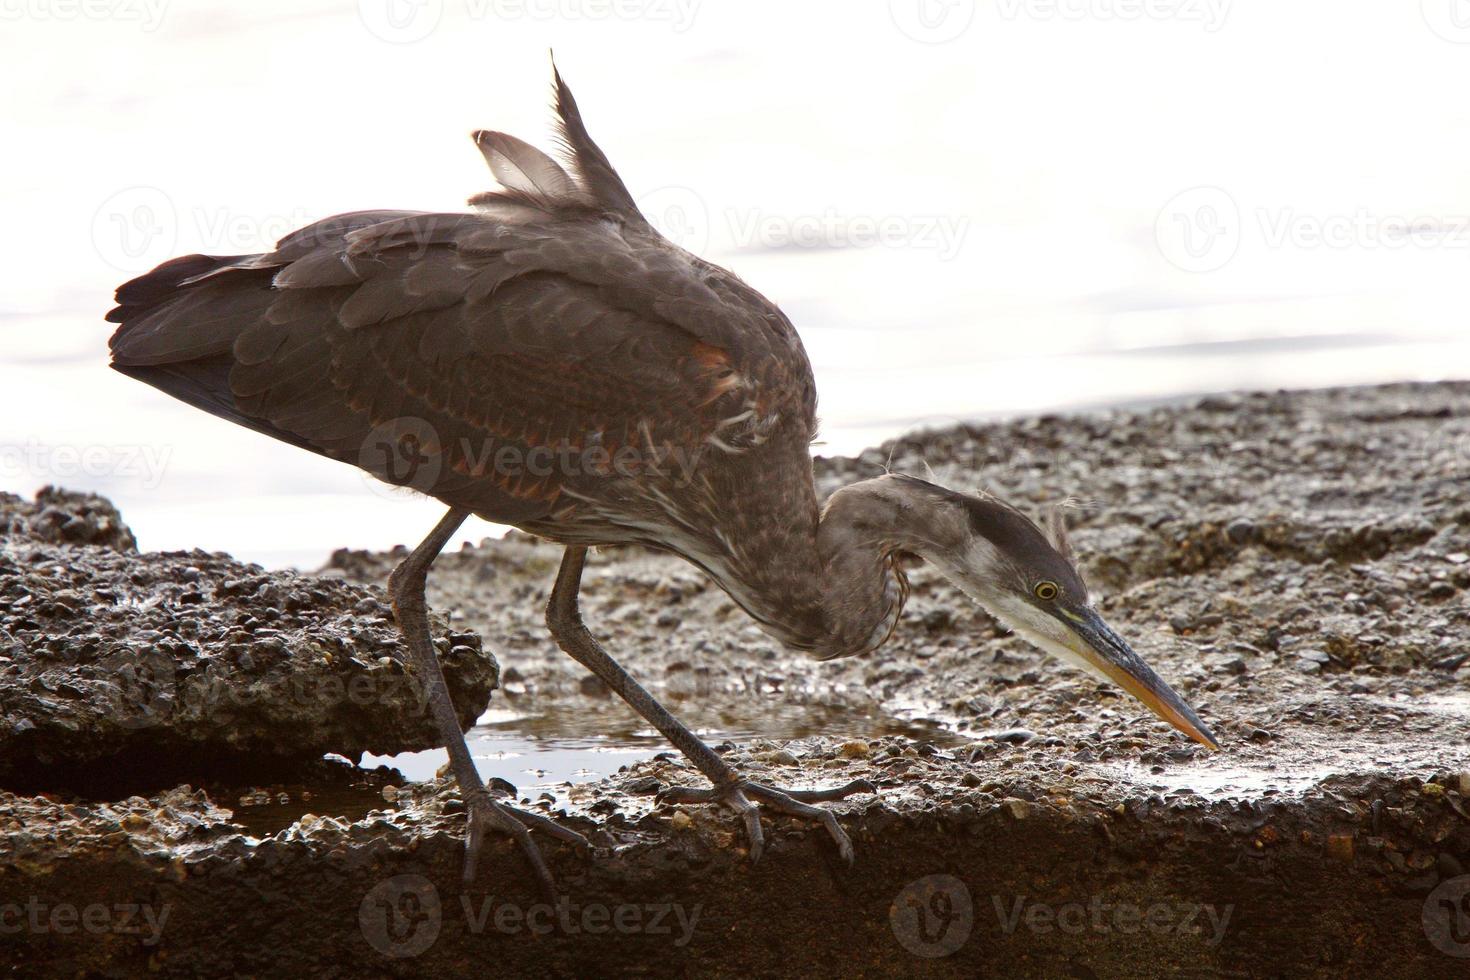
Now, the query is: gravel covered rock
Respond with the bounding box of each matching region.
[327,383,1470,755]
[0,486,137,553]
[0,495,498,788]
[2,382,1468,975]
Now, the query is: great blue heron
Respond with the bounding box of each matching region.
[106,68,1217,895]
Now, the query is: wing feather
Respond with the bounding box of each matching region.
[473,130,586,204]
[110,178,814,527]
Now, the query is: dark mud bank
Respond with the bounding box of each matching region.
[4,745,1469,977]
[3,382,1469,977]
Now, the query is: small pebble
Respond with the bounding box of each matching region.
[1001,799,1030,820]
[983,728,1037,746]
[626,776,661,795]
[1225,518,1257,544]
[838,740,871,759]
[921,608,955,632]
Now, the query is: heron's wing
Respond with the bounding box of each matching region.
[107,209,815,522]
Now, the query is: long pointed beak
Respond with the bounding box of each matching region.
[1066,609,1219,750]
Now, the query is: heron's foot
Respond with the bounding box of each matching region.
[461,789,589,898]
[657,778,876,865]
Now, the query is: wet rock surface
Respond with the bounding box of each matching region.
[3,382,1469,977]
[330,382,1470,756]
[4,742,1470,977]
[0,488,498,790]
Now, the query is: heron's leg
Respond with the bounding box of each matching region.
[388,508,585,896]
[545,546,874,864]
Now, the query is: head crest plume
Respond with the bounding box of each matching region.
[1042,502,1078,568]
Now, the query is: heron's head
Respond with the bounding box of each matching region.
[885,475,1218,749]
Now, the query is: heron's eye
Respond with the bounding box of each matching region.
[1033,581,1059,601]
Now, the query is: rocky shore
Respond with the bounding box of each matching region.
[2,382,1468,977]
[0,490,496,793]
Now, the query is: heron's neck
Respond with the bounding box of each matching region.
[707,474,965,659]
[808,475,968,658]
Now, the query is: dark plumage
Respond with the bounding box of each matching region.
[109,69,826,648]
[107,68,1217,894]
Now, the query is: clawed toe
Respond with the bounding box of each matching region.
[504,803,592,850]
[461,792,584,899]
[658,777,875,865]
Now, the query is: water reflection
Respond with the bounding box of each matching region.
[363,701,962,791]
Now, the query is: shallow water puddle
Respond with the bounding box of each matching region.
[361,702,960,798]
[1104,762,1344,800]
[362,706,707,795]
[364,733,664,791]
